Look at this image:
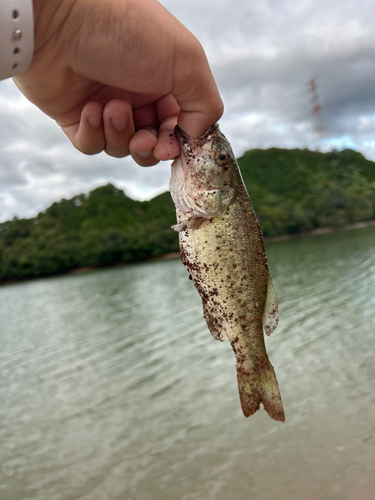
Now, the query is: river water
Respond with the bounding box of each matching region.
[1,226,375,500]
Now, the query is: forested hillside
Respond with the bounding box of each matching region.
[0,185,178,281]
[1,147,375,281]
[238,147,375,235]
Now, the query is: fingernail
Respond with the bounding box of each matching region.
[136,151,152,158]
[110,114,128,131]
[87,113,102,129]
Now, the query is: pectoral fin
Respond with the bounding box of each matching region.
[172,217,207,232]
[262,275,279,336]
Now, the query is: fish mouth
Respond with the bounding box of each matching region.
[174,123,220,147]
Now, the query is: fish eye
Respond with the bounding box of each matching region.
[215,150,230,166]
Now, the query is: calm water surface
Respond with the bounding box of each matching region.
[1,227,375,500]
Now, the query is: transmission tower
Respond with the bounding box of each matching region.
[307,77,328,146]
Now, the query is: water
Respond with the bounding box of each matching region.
[1,226,375,500]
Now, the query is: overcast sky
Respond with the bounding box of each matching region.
[1,0,375,222]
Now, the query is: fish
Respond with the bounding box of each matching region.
[169,123,285,422]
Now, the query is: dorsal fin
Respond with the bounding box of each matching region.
[262,275,279,336]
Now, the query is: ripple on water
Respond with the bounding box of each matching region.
[1,227,375,500]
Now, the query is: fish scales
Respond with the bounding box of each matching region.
[170,124,285,421]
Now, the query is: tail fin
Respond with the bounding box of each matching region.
[236,362,285,422]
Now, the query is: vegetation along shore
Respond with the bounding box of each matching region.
[1,147,375,283]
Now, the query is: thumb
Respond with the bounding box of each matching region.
[172,43,224,138]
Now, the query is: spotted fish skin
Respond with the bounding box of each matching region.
[170,124,284,421]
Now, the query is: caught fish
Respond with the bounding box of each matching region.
[170,123,285,421]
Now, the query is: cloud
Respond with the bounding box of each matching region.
[1,0,375,221]
[0,80,172,220]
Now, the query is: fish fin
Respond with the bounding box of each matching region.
[172,222,188,232]
[262,275,279,336]
[236,361,285,422]
[203,303,226,342]
[172,217,206,232]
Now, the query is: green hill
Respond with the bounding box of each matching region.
[238,147,375,235]
[1,147,375,281]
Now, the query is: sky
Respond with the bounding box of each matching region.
[1,0,375,222]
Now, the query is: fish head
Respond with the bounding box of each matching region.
[170,124,240,219]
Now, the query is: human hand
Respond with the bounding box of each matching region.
[13,0,223,166]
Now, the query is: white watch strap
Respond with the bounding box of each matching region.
[0,0,34,80]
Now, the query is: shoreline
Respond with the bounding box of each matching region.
[1,219,375,286]
[263,219,375,242]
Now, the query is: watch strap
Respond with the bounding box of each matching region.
[0,0,34,80]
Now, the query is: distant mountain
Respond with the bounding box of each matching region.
[1,148,375,281]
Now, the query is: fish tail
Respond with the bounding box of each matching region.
[236,361,285,422]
